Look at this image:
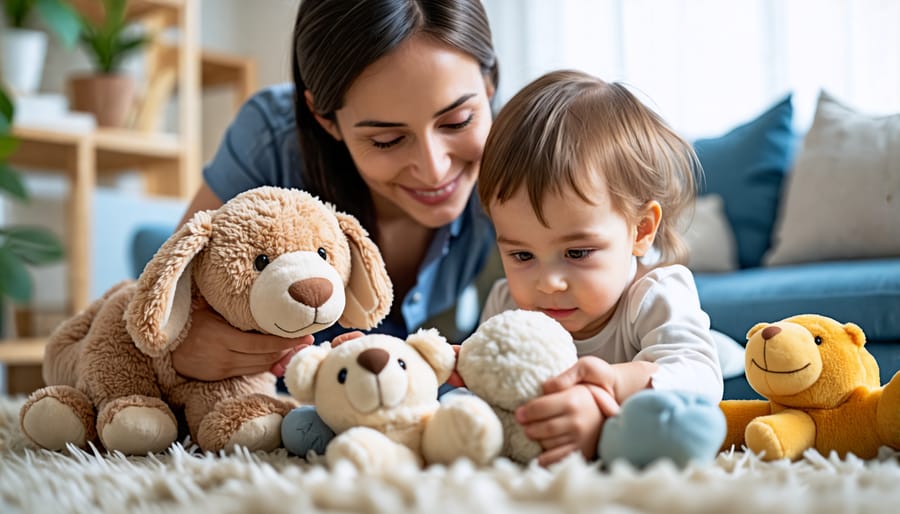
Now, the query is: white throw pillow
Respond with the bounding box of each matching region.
[764,91,900,266]
[682,194,739,273]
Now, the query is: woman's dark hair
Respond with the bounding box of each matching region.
[292,0,498,235]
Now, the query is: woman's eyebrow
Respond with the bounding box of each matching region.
[353,93,476,128]
[434,93,476,117]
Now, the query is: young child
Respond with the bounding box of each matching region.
[477,70,724,466]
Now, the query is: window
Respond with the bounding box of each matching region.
[483,0,900,136]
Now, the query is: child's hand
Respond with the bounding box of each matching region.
[515,384,618,466]
[543,356,622,412]
[330,331,365,347]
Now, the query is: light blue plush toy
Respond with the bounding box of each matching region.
[599,389,726,469]
[281,405,334,457]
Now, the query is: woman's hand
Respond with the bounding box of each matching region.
[171,304,312,381]
[515,383,618,466]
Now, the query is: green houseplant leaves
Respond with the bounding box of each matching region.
[78,0,148,73]
[3,0,81,47]
[0,85,65,303]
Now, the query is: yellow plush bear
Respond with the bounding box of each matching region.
[719,314,900,461]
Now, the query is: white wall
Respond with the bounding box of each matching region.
[196,0,300,161]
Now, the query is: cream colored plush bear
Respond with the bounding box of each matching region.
[456,309,578,463]
[284,329,503,474]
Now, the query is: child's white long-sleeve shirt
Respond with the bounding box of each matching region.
[480,262,725,403]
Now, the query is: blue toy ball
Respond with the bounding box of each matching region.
[599,389,726,469]
[281,405,335,457]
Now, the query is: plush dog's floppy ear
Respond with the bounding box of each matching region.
[125,211,213,357]
[334,212,393,330]
[406,328,455,384]
[284,344,331,403]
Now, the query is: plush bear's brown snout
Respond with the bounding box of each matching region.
[357,348,390,375]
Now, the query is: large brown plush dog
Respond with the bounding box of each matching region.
[19,186,392,454]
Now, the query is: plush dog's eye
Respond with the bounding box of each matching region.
[337,368,347,384]
[317,248,327,260]
[397,359,406,370]
[814,336,823,345]
[254,254,270,271]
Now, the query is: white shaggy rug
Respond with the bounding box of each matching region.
[2,395,900,514]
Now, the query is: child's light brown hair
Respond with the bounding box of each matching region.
[478,70,700,265]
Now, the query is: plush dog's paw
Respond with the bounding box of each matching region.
[422,392,502,466]
[97,395,178,454]
[20,385,97,450]
[198,394,290,452]
[599,390,725,468]
[326,426,421,474]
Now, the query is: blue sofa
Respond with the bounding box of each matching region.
[690,93,900,399]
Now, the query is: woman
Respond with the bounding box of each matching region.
[170,0,499,382]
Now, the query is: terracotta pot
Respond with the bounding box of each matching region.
[68,74,137,128]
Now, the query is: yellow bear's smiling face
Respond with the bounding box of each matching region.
[744,314,879,408]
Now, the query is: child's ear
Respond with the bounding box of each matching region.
[632,201,662,257]
[304,90,342,141]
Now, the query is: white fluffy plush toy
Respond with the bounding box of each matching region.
[456,310,578,463]
[284,329,503,474]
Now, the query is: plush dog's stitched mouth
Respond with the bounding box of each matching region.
[275,319,322,334]
[751,359,811,374]
[273,308,337,334]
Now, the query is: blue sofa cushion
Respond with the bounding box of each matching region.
[695,258,900,344]
[130,223,176,278]
[694,95,796,269]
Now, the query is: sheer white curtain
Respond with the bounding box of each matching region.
[482,0,900,137]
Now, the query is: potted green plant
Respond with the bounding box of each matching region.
[69,0,148,127]
[1,0,80,94]
[0,84,65,335]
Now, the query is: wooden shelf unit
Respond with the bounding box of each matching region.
[9,126,187,319]
[0,339,48,366]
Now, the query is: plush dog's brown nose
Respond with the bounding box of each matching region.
[357,348,390,375]
[761,325,782,340]
[288,278,333,308]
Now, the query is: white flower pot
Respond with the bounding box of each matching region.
[1,28,49,95]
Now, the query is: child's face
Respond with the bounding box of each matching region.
[491,184,655,340]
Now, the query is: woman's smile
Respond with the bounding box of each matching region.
[402,174,461,205]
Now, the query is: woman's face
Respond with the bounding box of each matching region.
[315,35,494,228]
